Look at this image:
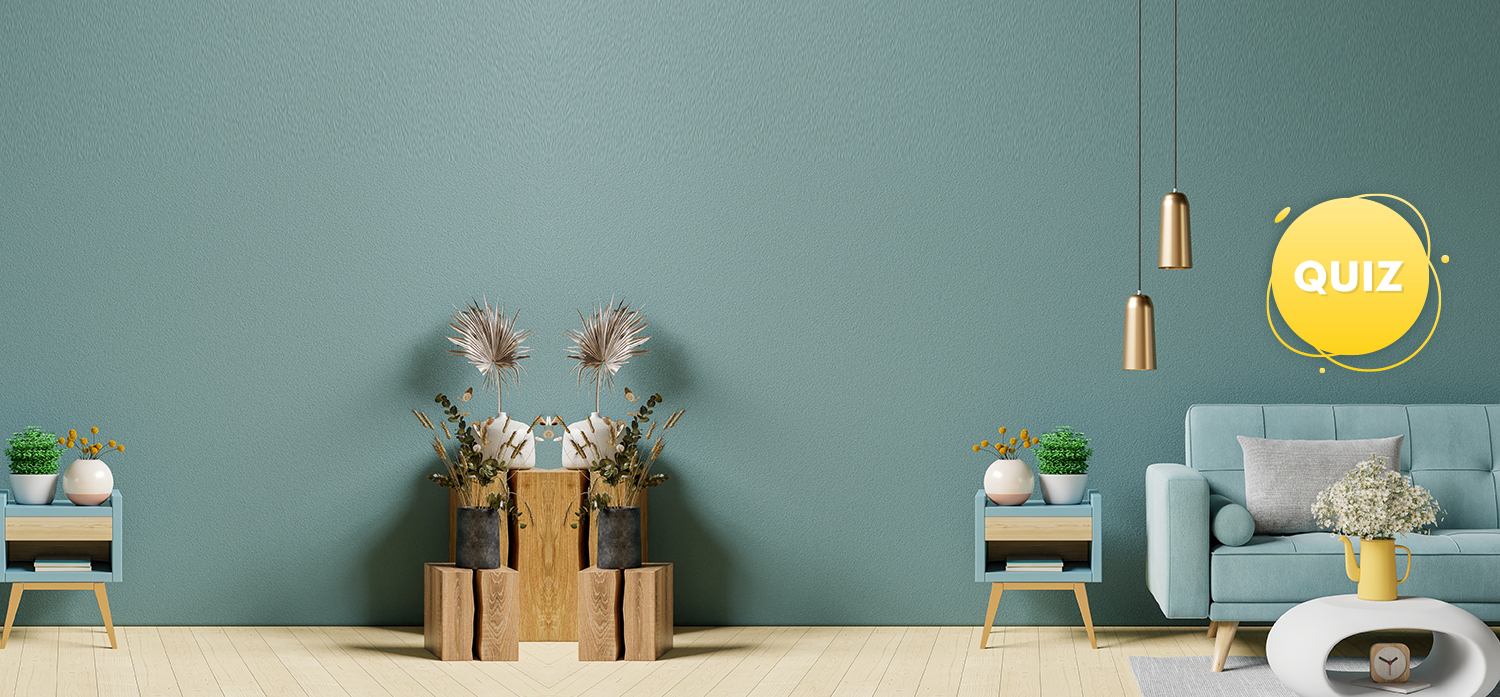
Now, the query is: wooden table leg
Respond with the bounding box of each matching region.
[979,583,1003,649]
[1,584,22,649]
[94,584,117,649]
[1206,621,1219,638]
[1072,583,1097,649]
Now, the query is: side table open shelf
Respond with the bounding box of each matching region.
[0,489,122,649]
[973,489,1101,649]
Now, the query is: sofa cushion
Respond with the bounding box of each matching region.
[1209,494,1254,547]
[1238,435,1403,534]
[1211,531,1500,603]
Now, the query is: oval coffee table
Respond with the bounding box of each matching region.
[1267,595,1500,697]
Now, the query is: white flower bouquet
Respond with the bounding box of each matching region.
[1312,455,1442,539]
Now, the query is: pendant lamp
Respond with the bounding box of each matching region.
[1158,0,1192,269]
[1124,0,1156,370]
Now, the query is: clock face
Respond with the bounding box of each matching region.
[1372,644,1408,682]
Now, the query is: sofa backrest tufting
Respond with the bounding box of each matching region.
[1185,404,1500,530]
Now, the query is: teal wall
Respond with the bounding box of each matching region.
[2,2,1497,626]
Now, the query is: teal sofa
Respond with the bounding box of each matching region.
[1146,405,1500,667]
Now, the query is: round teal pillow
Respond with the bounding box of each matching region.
[1209,494,1255,547]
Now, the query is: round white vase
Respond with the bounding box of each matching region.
[1038,473,1089,505]
[62,459,113,505]
[471,413,535,470]
[9,473,59,505]
[563,413,613,470]
[984,459,1034,505]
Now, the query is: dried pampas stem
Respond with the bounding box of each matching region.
[565,299,650,413]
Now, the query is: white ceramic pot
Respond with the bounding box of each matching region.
[471,413,535,470]
[1038,473,1089,505]
[9,473,59,505]
[62,459,114,505]
[984,459,1034,505]
[563,413,613,470]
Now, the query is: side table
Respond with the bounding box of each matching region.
[973,489,1101,649]
[0,489,122,649]
[1267,595,1500,697]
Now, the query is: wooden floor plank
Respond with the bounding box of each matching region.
[873,626,938,697]
[284,628,390,697]
[157,628,222,697]
[913,626,967,697]
[16,626,59,697]
[667,625,783,697]
[341,627,478,697]
[789,626,874,697]
[617,626,750,697]
[998,625,1040,697]
[254,629,346,697]
[95,625,141,697]
[217,629,304,697]
[127,628,183,697]
[956,626,1001,697]
[312,627,436,697]
[747,626,841,697]
[1037,626,1080,697]
[830,627,903,697]
[189,628,262,697]
[579,625,712,697]
[57,626,98,697]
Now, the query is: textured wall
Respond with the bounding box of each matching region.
[1,1,1497,626]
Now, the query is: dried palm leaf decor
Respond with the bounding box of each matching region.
[446,299,534,417]
[566,299,650,413]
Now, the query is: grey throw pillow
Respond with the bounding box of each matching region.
[1237,435,1403,535]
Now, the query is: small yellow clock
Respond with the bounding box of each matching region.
[1370,642,1411,683]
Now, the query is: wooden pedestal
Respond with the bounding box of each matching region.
[588,478,648,566]
[513,469,589,641]
[475,567,520,661]
[624,563,673,660]
[577,567,623,661]
[423,563,473,661]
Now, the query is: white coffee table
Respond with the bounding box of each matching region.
[1266,595,1500,697]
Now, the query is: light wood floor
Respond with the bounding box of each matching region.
[0,624,1443,696]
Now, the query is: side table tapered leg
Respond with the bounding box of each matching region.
[94,584,117,649]
[979,583,1003,649]
[1072,583,1097,649]
[2,584,22,649]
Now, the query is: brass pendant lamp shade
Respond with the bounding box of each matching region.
[1157,0,1192,270]
[1123,0,1157,370]
[1123,293,1156,370]
[1159,191,1191,268]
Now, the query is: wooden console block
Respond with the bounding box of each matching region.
[577,566,623,661]
[588,479,648,566]
[423,563,473,661]
[474,567,519,661]
[513,469,589,641]
[624,562,673,660]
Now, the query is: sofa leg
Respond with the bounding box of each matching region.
[1206,621,1218,638]
[1210,621,1238,672]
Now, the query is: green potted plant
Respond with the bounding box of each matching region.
[572,391,683,569]
[1033,427,1092,504]
[6,427,64,505]
[414,389,530,569]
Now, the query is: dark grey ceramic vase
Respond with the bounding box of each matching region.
[596,506,642,570]
[455,506,502,570]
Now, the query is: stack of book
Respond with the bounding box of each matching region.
[1005,555,1063,572]
[33,555,91,572]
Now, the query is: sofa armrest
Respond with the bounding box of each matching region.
[1146,463,1210,619]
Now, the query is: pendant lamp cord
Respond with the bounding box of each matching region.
[1173,0,1178,192]
[1136,0,1143,294]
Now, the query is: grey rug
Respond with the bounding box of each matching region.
[1130,655,1497,697]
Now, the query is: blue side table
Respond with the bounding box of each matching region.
[0,489,122,649]
[973,489,1101,649]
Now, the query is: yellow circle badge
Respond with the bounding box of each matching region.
[1266,194,1441,372]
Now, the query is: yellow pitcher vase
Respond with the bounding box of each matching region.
[1339,537,1411,601]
